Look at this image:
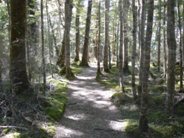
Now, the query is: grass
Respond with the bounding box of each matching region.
[98,64,184,138]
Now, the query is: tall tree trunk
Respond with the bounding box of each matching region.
[80,0,92,67]
[123,0,130,74]
[132,0,137,100]
[177,1,183,90]
[74,0,81,62]
[119,0,125,93]
[57,35,66,68]
[139,0,154,133]
[46,0,54,77]
[103,0,110,72]
[163,0,167,79]
[116,22,120,68]
[96,0,101,78]
[0,34,3,90]
[65,0,74,79]
[166,0,176,114]
[138,0,146,98]
[157,0,161,72]
[41,0,46,94]
[10,0,29,94]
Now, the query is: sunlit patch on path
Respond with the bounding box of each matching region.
[54,65,129,138]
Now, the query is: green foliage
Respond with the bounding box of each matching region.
[71,63,82,75]
[45,81,67,121]
[148,111,169,123]
[111,92,132,105]
[125,120,142,138]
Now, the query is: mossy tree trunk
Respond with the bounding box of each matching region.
[10,0,29,94]
[103,0,110,72]
[139,0,154,133]
[165,0,176,114]
[80,0,92,67]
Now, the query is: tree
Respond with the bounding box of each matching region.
[74,0,81,62]
[139,0,154,133]
[123,0,130,73]
[10,0,29,94]
[119,0,125,93]
[41,0,46,93]
[177,0,183,90]
[165,0,176,114]
[157,0,161,72]
[138,0,146,98]
[64,0,74,79]
[103,0,110,72]
[96,0,102,78]
[80,0,92,67]
[132,0,137,100]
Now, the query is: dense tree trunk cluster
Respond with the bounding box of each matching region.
[1,0,184,136]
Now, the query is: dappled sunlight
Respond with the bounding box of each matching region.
[109,120,128,131]
[54,67,128,137]
[121,104,138,111]
[66,113,87,121]
[55,126,84,138]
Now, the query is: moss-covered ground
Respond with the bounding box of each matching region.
[98,64,184,138]
[0,78,68,138]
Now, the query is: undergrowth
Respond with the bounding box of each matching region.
[98,65,184,138]
[0,77,68,138]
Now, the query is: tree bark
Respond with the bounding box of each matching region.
[138,0,146,98]
[96,0,102,78]
[177,1,183,90]
[123,0,130,74]
[166,0,176,114]
[10,0,29,94]
[41,0,46,94]
[139,0,154,133]
[80,0,92,67]
[132,0,137,100]
[74,0,81,62]
[119,0,125,93]
[65,0,74,79]
[103,0,110,72]
[157,0,161,72]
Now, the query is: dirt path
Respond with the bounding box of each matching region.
[54,66,128,138]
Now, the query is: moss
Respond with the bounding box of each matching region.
[44,82,67,121]
[148,95,164,107]
[150,125,175,138]
[125,120,143,138]
[148,111,169,123]
[111,92,132,105]
[150,85,165,93]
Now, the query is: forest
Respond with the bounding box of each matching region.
[0,0,184,138]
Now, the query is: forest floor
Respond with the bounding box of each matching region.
[54,64,129,138]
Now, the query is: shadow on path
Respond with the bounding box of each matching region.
[54,66,129,138]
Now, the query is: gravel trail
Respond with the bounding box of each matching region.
[54,66,128,138]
